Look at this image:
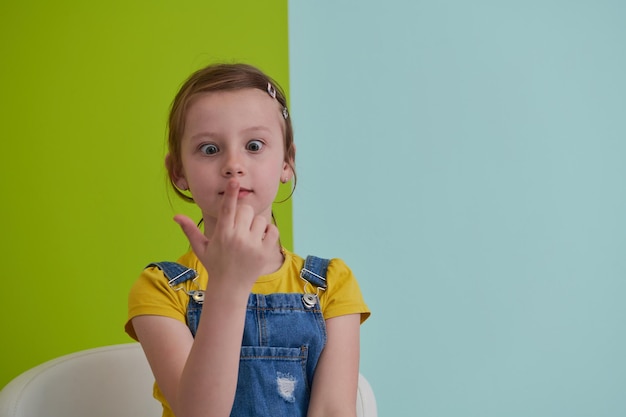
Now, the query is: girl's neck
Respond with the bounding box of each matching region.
[261,245,286,276]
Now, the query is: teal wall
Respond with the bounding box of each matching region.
[0,0,291,388]
[289,1,626,416]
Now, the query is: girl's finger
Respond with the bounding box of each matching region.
[262,223,280,247]
[216,179,240,233]
[249,214,269,238]
[173,214,209,254]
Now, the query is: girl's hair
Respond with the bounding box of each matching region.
[166,63,296,202]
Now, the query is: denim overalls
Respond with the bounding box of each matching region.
[148,256,330,417]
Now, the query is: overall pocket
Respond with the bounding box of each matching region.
[230,346,310,417]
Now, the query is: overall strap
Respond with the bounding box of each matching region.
[149,257,330,290]
[147,262,198,286]
[300,255,330,289]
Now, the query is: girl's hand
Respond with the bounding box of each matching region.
[173,179,280,293]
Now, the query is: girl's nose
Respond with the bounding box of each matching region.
[221,153,245,177]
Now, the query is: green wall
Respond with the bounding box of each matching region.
[0,0,291,388]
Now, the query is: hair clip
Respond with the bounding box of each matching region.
[267,82,277,99]
[267,82,288,119]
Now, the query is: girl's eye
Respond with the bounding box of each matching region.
[246,140,264,152]
[199,144,219,155]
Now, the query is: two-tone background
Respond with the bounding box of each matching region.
[2,1,625,416]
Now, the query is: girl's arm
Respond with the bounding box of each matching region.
[132,283,249,417]
[307,313,362,417]
[133,179,279,417]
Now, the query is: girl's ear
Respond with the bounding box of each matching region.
[165,153,188,190]
[282,143,296,182]
[282,159,294,183]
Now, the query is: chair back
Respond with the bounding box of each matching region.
[0,343,376,417]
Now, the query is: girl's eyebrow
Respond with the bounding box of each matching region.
[189,131,218,141]
[188,126,274,141]
[241,125,272,134]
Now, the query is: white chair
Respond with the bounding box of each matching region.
[356,372,378,417]
[0,343,377,417]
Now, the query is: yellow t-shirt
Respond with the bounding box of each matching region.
[126,249,370,339]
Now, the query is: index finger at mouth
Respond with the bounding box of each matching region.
[218,179,239,228]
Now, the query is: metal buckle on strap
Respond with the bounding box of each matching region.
[167,268,205,304]
[300,268,326,309]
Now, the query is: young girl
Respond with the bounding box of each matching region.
[125,63,370,417]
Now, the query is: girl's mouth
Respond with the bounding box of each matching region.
[237,189,252,198]
[219,188,252,197]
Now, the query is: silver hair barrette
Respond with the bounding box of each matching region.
[267,82,277,99]
[267,82,289,120]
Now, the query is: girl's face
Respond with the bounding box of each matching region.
[173,88,292,233]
